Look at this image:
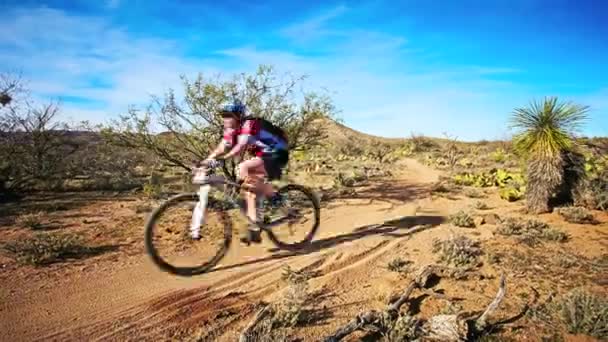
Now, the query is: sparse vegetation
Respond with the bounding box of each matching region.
[381,314,422,341]
[240,265,311,341]
[555,206,596,224]
[1,233,98,266]
[499,186,524,202]
[474,201,490,210]
[143,172,164,199]
[559,288,608,339]
[465,188,486,198]
[449,210,475,228]
[387,258,412,276]
[490,148,507,163]
[529,288,608,339]
[274,265,311,327]
[496,217,568,246]
[15,211,45,230]
[432,235,482,267]
[452,169,526,202]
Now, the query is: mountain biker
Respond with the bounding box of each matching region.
[200,101,289,244]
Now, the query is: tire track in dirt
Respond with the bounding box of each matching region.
[4,158,442,341]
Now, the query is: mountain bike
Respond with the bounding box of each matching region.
[144,160,320,276]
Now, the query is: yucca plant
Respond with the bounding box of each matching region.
[510,97,589,213]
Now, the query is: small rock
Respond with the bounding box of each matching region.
[474,216,485,227]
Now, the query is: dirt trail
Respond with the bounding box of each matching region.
[1,159,444,341]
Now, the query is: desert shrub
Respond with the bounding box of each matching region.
[273,265,311,327]
[382,314,423,341]
[558,288,608,339]
[432,235,482,267]
[496,218,568,246]
[15,211,44,230]
[490,148,507,163]
[409,133,438,152]
[1,233,94,266]
[474,201,490,210]
[528,288,608,339]
[450,210,475,228]
[366,143,394,163]
[575,174,608,211]
[465,188,486,198]
[486,251,502,265]
[499,186,524,202]
[333,172,357,188]
[143,172,163,199]
[387,258,412,276]
[555,206,596,224]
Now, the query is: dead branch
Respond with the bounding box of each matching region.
[324,265,509,341]
[239,304,274,342]
[323,310,386,342]
[475,272,506,331]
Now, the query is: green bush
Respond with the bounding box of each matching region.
[490,148,507,163]
[499,186,524,202]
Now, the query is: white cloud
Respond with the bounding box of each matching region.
[0,6,227,124]
[280,4,349,43]
[2,4,604,141]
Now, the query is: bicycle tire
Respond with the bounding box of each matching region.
[144,191,232,276]
[264,184,321,251]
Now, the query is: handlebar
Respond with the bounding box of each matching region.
[192,159,225,172]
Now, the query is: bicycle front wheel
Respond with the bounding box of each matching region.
[144,190,232,276]
[264,184,321,251]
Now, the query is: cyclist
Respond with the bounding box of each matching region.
[200,101,288,244]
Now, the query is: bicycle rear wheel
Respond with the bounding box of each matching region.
[263,184,320,251]
[144,190,232,276]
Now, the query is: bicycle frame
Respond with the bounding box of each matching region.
[189,168,291,238]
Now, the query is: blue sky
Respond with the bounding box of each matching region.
[1,0,607,140]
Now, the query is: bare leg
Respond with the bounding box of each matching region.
[238,158,270,224]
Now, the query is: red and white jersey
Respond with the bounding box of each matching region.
[223,118,287,156]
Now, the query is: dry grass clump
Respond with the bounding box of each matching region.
[555,206,597,224]
[387,257,413,277]
[15,211,45,230]
[449,210,475,228]
[1,233,96,266]
[558,288,608,338]
[495,217,568,246]
[474,201,491,210]
[432,235,482,267]
[240,265,311,341]
[529,288,608,339]
[381,314,423,341]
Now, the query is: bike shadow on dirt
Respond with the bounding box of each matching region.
[210,214,445,273]
[320,180,432,211]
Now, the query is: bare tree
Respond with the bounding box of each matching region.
[0,100,81,193]
[102,64,338,179]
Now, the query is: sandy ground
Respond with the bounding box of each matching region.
[1,158,606,341]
